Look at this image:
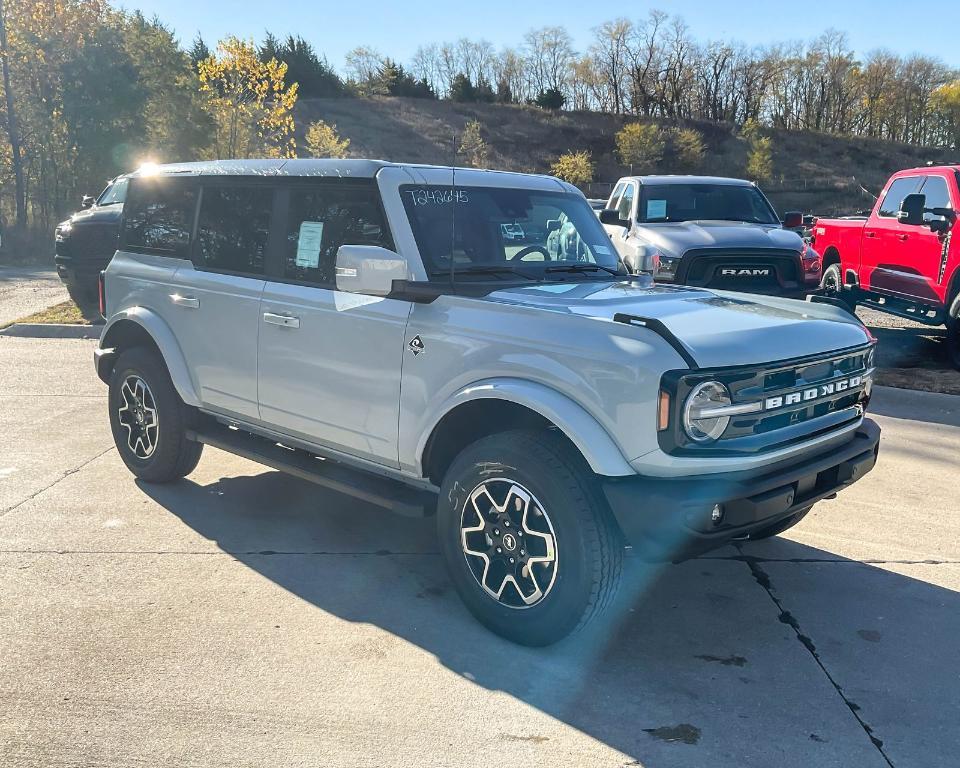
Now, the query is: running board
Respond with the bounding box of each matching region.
[186,422,436,517]
[858,297,944,326]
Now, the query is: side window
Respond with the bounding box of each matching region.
[920,176,952,222]
[618,183,635,220]
[122,178,197,257]
[606,182,625,211]
[195,186,274,276]
[283,184,391,286]
[877,177,923,218]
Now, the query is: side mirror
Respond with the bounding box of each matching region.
[546,219,561,233]
[599,208,628,227]
[81,195,95,209]
[335,245,409,296]
[781,211,803,229]
[897,193,926,226]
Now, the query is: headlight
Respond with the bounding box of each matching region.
[654,253,679,281]
[683,381,733,443]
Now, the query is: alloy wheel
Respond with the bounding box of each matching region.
[460,478,558,608]
[117,375,159,459]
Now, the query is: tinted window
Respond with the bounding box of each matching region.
[920,176,952,222]
[618,183,635,219]
[195,186,274,275]
[122,177,197,256]
[284,184,391,285]
[878,177,923,218]
[400,185,621,280]
[98,178,128,206]
[638,183,778,224]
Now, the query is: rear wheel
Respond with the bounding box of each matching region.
[820,263,856,310]
[438,429,623,646]
[108,347,202,482]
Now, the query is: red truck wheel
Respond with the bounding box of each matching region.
[820,264,856,310]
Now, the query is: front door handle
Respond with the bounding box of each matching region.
[170,294,199,309]
[864,231,876,238]
[263,312,300,329]
[897,233,909,242]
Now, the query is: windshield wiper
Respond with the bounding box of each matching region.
[434,265,538,281]
[545,263,623,277]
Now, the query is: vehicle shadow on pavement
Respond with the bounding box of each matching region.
[139,471,959,767]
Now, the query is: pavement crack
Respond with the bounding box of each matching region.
[736,544,896,768]
[0,445,115,518]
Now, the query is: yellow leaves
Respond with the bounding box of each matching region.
[616,123,664,172]
[458,120,488,168]
[550,150,594,185]
[304,120,350,158]
[197,36,298,159]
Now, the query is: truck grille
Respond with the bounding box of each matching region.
[660,344,875,456]
[678,248,802,293]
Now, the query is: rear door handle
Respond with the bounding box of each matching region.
[263,312,300,329]
[170,294,199,309]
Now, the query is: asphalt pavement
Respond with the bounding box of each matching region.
[0,336,957,768]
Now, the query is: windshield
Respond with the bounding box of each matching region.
[97,178,129,206]
[401,185,622,281]
[638,183,779,225]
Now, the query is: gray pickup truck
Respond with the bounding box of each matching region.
[600,175,821,295]
[95,160,880,645]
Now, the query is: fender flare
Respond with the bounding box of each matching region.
[415,378,636,477]
[99,307,201,407]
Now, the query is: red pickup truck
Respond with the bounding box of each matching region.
[812,166,960,368]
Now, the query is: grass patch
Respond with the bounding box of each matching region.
[16,300,91,325]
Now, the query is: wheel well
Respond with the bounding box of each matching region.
[100,320,161,375]
[422,399,558,486]
[822,247,841,270]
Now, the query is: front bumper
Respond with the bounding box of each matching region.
[602,418,880,560]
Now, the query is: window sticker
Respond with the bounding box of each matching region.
[646,199,667,219]
[594,244,612,255]
[295,221,325,268]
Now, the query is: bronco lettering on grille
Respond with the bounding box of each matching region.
[763,375,866,410]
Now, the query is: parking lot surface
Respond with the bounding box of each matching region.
[0,267,68,328]
[1,336,957,768]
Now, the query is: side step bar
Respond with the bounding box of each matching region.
[858,297,944,326]
[186,422,436,517]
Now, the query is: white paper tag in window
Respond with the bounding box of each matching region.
[646,199,667,219]
[295,221,324,268]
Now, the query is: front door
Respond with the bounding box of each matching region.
[861,175,923,296]
[256,181,410,467]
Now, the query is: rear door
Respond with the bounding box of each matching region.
[256,180,410,467]
[165,180,275,420]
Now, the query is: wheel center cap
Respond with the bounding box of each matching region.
[501,533,517,552]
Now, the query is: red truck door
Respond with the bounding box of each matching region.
[913,174,955,304]
[860,175,924,297]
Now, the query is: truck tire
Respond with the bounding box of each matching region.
[108,347,203,483]
[947,315,960,371]
[819,264,856,310]
[747,507,811,540]
[437,429,623,646]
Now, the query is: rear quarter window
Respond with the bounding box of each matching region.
[122,177,198,257]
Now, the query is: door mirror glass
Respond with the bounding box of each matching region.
[897,193,926,226]
[599,208,628,227]
[781,210,803,229]
[335,244,409,296]
[81,195,95,209]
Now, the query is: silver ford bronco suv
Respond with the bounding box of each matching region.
[95,160,881,646]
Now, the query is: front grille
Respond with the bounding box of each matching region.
[678,248,802,291]
[660,344,875,456]
[55,223,119,263]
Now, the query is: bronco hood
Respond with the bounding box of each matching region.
[485,280,870,369]
[636,220,803,258]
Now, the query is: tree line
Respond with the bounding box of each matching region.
[2,0,960,239]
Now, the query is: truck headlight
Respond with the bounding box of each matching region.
[683,381,733,443]
[654,253,679,281]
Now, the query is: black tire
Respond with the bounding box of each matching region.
[108,347,202,483]
[947,315,960,371]
[437,429,623,646]
[66,281,98,314]
[819,263,856,310]
[747,507,811,540]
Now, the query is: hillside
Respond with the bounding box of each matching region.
[296,97,959,215]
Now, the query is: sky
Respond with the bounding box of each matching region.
[110,0,956,69]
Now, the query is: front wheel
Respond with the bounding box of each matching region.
[819,264,856,310]
[438,430,623,646]
[108,347,203,483]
